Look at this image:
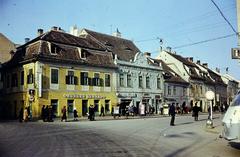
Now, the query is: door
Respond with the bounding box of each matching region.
[82,100,88,116]
[67,100,74,118]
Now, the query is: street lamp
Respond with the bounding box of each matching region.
[205,90,214,128]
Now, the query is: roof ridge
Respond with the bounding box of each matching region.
[83,28,133,42]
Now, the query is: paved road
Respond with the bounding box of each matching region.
[0,114,239,157]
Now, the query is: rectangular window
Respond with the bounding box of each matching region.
[139,75,143,88]
[157,78,161,89]
[11,73,18,87]
[173,86,176,95]
[51,69,58,84]
[51,99,58,116]
[105,74,110,87]
[93,73,100,86]
[66,70,77,85]
[127,74,132,87]
[120,73,124,87]
[168,86,171,95]
[94,100,99,112]
[80,72,88,85]
[146,76,150,88]
[6,74,10,88]
[20,71,24,85]
[105,100,110,113]
[27,69,33,84]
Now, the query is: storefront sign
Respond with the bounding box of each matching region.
[63,94,106,99]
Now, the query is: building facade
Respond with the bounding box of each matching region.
[153,59,189,111]
[115,53,164,114]
[159,50,212,111]
[0,28,118,119]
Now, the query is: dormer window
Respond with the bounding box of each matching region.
[105,41,113,47]
[78,48,87,59]
[50,44,58,55]
[124,47,132,51]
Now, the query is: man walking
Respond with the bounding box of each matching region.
[169,103,176,126]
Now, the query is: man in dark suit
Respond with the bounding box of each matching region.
[169,103,176,126]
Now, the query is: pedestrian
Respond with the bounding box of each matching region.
[169,103,176,126]
[41,105,46,122]
[100,105,105,117]
[125,106,129,119]
[23,107,28,122]
[73,108,78,121]
[48,106,54,122]
[192,103,200,121]
[19,108,23,123]
[61,106,67,122]
[208,105,211,119]
[89,105,95,121]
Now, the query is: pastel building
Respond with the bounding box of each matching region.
[0,28,118,119]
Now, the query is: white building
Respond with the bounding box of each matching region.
[158,50,210,111]
[115,52,164,114]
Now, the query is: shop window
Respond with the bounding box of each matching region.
[94,100,99,112]
[105,100,110,113]
[51,69,59,84]
[51,99,58,116]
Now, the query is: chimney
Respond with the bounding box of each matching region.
[9,50,15,58]
[24,38,30,43]
[202,63,208,68]
[37,29,43,36]
[51,26,58,31]
[166,47,172,52]
[112,28,121,38]
[144,52,151,57]
[186,57,193,62]
[70,25,79,36]
[189,57,193,62]
[216,68,220,73]
[196,60,201,65]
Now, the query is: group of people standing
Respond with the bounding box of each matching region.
[41,105,54,122]
[169,102,202,126]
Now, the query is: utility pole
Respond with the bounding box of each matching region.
[231,0,240,59]
[237,0,240,46]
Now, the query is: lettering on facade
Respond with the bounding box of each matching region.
[63,94,106,99]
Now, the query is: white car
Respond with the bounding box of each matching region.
[222,93,240,142]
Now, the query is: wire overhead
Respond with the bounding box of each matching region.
[210,0,238,34]
[173,33,236,49]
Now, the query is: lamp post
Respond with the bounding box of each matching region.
[205,90,215,128]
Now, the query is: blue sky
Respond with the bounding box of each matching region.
[0,0,239,79]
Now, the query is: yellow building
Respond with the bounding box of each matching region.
[0,28,118,119]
